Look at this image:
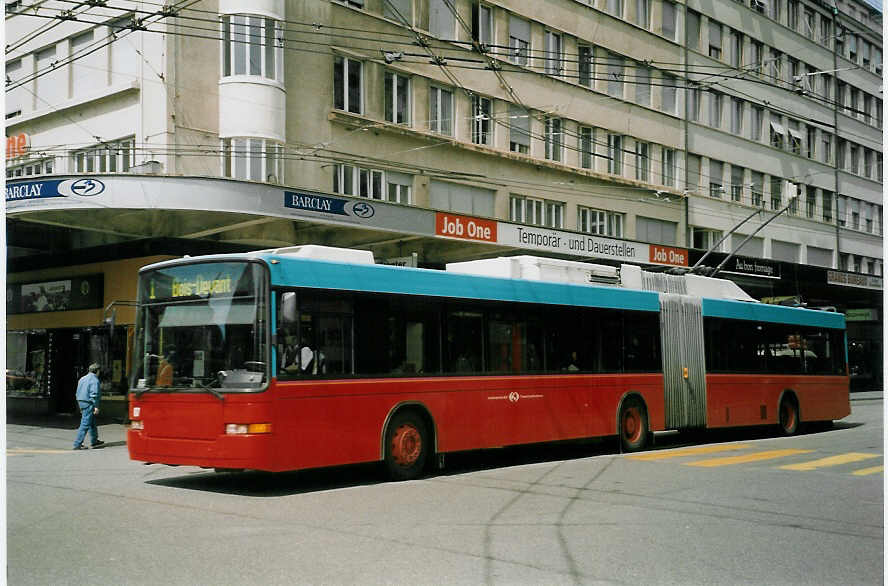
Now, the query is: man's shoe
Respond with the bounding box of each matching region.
[91,440,105,448]
[72,445,87,450]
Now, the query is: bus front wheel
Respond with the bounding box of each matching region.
[384,411,430,481]
[619,397,649,452]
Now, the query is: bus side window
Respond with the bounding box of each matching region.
[277,291,299,374]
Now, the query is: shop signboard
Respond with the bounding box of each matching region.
[845,308,879,322]
[7,274,104,314]
[827,270,883,290]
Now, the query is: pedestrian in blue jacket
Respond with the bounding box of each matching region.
[73,363,104,450]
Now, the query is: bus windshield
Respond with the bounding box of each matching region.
[132,261,269,392]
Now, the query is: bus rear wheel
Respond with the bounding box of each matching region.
[779,396,800,436]
[384,411,430,481]
[619,397,649,452]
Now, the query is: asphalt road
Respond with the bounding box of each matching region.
[7,394,883,585]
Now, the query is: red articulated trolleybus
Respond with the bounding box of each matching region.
[127,245,850,480]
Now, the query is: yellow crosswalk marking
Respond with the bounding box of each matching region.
[686,449,813,467]
[779,453,880,471]
[628,444,752,461]
[852,465,884,477]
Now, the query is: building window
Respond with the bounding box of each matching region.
[806,126,816,159]
[386,171,413,204]
[821,133,832,164]
[607,53,624,98]
[384,0,411,22]
[222,138,283,183]
[662,148,676,187]
[788,124,802,155]
[636,0,650,28]
[509,15,530,65]
[384,71,410,125]
[607,134,623,175]
[769,115,785,149]
[709,91,722,128]
[751,0,765,14]
[72,137,136,173]
[472,2,492,46]
[688,87,701,121]
[730,165,744,201]
[788,0,799,29]
[607,0,624,18]
[849,144,859,175]
[803,9,815,39]
[709,159,724,197]
[635,141,650,182]
[821,190,833,222]
[749,41,763,74]
[751,171,764,207]
[661,1,676,40]
[429,86,453,135]
[221,15,282,81]
[692,228,724,251]
[708,21,722,59]
[429,0,455,38]
[471,95,492,145]
[333,56,362,114]
[578,45,594,87]
[6,158,54,178]
[333,163,384,199]
[578,207,624,237]
[768,0,781,22]
[729,29,742,67]
[636,65,651,106]
[579,127,594,169]
[509,105,530,154]
[544,117,563,162]
[544,31,563,75]
[687,154,701,193]
[770,176,782,210]
[687,10,700,50]
[805,186,817,218]
[730,98,743,134]
[510,195,563,228]
[768,49,782,80]
[662,74,677,114]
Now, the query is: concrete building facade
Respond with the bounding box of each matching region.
[5,0,882,415]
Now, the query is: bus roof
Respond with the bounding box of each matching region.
[264,253,660,313]
[702,297,845,329]
[140,250,846,328]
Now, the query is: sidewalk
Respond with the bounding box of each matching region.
[850,390,883,401]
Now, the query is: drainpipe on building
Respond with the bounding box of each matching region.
[831,5,842,269]
[683,0,690,248]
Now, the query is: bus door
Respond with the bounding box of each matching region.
[659,294,707,429]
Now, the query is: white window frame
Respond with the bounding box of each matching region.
[544,30,563,75]
[578,206,624,237]
[222,138,284,183]
[384,70,411,125]
[221,15,283,82]
[72,137,135,174]
[334,55,363,114]
[471,95,492,145]
[544,117,563,162]
[333,163,385,199]
[430,85,454,136]
[510,195,564,228]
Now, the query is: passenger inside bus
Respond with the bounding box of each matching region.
[156,345,176,387]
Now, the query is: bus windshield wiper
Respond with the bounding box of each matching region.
[197,379,225,401]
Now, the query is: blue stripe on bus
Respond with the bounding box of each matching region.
[702,298,846,329]
[263,256,660,312]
